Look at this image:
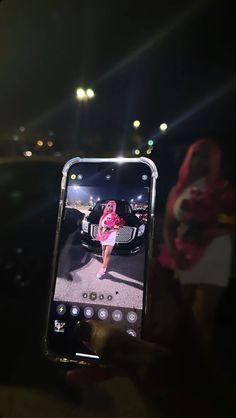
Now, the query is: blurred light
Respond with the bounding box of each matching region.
[16,248,23,254]
[105,174,111,180]
[146,148,152,155]
[137,195,142,200]
[73,185,80,190]
[130,198,134,202]
[159,122,168,131]
[19,126,25,132]
[90,196,93,200]
[133,120,141,128]
[76,88,86,100]
[36,139,44,147]
[142,175,148,180]
[77,174,83,180]
[23,151,32,157]
[117,156,125,163]
[97,197,101,201]
[47,140,54,147]
[147,139,154,146]
[12,135,19,141]
[86,88,95,98]
[70,174,76,180]
[134,149,140,155]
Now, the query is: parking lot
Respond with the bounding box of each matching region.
[54,239,145,309]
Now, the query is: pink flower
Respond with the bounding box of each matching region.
[104,214,125,229]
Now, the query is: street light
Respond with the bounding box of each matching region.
[23,150,32,157]
[76,88,86,100]
[133,120,141,128]
[134,149,140,155]
[76,87,95,100]
[86,88,95,98]
[160,122,168,131]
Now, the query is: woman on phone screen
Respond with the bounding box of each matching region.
[96,200,120,280]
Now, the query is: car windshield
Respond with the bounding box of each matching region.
[93,201,132,215]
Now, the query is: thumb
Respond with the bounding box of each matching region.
[86,320,168,383]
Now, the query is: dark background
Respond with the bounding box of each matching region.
[0,1,235,415]
[0,0,234,162]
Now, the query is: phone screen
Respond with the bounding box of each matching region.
[46,160,156,362]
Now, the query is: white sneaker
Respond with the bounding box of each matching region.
[96,268,106,280]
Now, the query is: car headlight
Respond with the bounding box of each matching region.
[82,219,89,233]
[137,224,145,236]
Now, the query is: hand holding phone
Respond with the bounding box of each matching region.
[67,262,231,418]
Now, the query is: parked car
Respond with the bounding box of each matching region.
[81,200,146,254]
[60,207,85,243]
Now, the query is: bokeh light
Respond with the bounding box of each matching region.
[133,120,141,128]
[76,88,86,100]
[86,88,95,98]
[23,151,32,157]
[159,122,168,131]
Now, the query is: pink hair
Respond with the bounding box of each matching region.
[99,200,117,226]
[167,138,223,218]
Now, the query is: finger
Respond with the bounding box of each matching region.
[69,320,166,391]
[66,365,115,387]
[86,320,169,385]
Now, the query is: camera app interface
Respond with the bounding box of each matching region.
[48,162,152,360]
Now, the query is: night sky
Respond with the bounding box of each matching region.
[0,0,235,171]
[67,185,149,204]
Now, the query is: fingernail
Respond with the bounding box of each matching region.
[74,320,92,343]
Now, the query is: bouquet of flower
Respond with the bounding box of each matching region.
[175,184,235,258]
[96,214,125,241]
[103,213,125,230]
[159,185,235,270]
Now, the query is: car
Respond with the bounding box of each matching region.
[81,200,146,254]
[60,207,85,244]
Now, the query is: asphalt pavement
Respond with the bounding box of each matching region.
[54,242,144,309]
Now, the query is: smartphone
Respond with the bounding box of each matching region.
[44,157,158,364]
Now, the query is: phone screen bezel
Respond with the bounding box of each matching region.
[43,157,158,365]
